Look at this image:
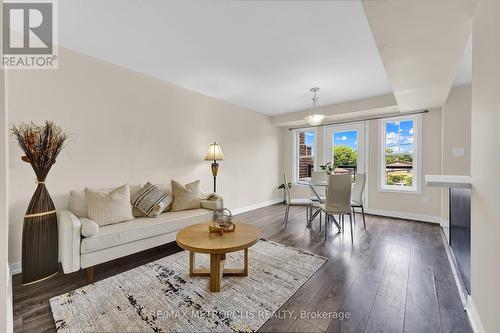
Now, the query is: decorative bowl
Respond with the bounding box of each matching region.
[210,208,235,235]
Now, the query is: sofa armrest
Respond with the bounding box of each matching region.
[57,210,82,273]
[200,193,224,210]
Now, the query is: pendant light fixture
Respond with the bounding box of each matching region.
[304,87,326,126]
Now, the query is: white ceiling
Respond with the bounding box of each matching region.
[58,0,392,115]
[362,0,477,112]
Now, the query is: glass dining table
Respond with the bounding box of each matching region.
[303,180,342,231]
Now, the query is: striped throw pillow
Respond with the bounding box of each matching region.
[132,182,172,217]
[85,184,134,226]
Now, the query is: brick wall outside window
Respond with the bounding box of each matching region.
[298,132,313,180]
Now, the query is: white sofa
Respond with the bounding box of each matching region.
[57,183,223,280]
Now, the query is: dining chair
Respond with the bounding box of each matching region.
[317,174,354,241]
[351,173,366,230]
[282,173,313,228]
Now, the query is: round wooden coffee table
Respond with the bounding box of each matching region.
[176,222,260,292]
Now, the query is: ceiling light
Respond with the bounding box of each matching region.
[304,87,326,126]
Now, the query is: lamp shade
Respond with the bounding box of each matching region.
[204,142,224,161]
[304,114,326,126]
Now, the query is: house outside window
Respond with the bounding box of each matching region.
[293,129,316,183]
[379,115,421,192]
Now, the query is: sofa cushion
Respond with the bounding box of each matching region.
[132,182,173,217]
[171,180,201,211]
[85,185,134,226]
[70,184,144,218]
[80,208,212,254]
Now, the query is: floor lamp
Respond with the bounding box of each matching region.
[204,142,224,193]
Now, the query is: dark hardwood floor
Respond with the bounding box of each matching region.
[12,204,471,333]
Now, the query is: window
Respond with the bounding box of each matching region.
[333,130,358,173]
[326,123,366,182]
[293,129,316,183]
[380,115,421,192]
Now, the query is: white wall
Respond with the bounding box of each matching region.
[470,0,500,331]
[442,85,472,176]
[6,47,282,265]
[440,85,471,224]
[1,1,14,330]
[1,68,12,333]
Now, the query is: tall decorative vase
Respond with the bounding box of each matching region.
[11,121,67,285]
[22,178,59,284]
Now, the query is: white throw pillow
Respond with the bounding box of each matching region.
[85,184,134,226]
[171,180,201,211]
[71,184,144,218]
[80,218,99,237]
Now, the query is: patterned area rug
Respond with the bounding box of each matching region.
[50,239,327,332]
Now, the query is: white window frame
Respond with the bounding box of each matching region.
[379,114,422,193]
[292,128,317,184]
[324,122,367,175]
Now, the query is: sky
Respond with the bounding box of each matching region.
[333,130,358,150]
[304,131,314,145]
[386,120,414,154]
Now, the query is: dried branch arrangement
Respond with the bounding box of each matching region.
[11,121,67,179]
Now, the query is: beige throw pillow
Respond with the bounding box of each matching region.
[171,180,201,211]
[71,184,143,218]
[69,190,88,218]
[85,184,134,226]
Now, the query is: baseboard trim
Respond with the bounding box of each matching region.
[9,262,21,276]
[466,296,486,333]
[439,228,468,307]
[439,224,485,333]
[365,208,440,224]
[231,198,282,216]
